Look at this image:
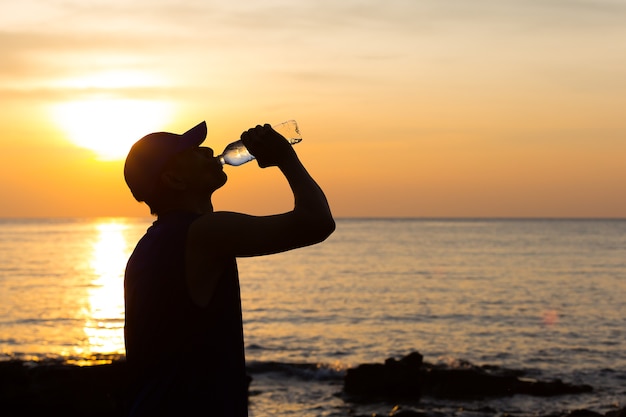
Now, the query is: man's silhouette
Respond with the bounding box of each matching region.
[123,122,334,416]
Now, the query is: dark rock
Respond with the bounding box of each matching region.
[606,407,626,417]
[516,378,593,397]
[344,352,593,401]
[541,409,608,417]
[345,363,409,398]
[389,404,428,417]
[0,359,254,417]
[391,410,428,417]
[344,357,422,400]
[1,359,130,417]
[567,410,604,417]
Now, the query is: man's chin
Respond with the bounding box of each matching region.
[212,174,227,191]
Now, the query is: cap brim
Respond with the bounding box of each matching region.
[180,121,207,149]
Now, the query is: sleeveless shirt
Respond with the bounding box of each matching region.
[124,211,248,416]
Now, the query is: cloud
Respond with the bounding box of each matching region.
[0,86,183,103]
[2,0,625,105]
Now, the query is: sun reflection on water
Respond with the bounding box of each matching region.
[78,220,129,362]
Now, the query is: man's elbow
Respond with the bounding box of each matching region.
[295,210,335,244]
[325,217,336,238]
[313,216,335,243]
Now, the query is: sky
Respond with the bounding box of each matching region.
[1,0,625,218]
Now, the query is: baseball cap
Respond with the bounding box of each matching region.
[124,121,207,202]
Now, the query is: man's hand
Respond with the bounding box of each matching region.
[240,124,296,168]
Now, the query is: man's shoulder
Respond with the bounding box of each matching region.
[189,211,248,233]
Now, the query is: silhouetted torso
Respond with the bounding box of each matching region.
[124,211,247,416]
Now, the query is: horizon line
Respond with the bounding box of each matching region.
[0,216,625,221]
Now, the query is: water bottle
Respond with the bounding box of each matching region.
[218,120,302,166]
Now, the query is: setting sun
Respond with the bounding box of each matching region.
[52,98,174,160]
[1,0,625,218]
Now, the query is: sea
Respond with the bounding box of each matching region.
[0,218,624,416]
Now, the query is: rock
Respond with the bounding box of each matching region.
[1,359,129,417]
[540,408,613,417]
[389,404,428,417]
[344,352,593,401]
[344,363,410,398]
[604,407,626,417]
[567,410,604,417]
[391,410,428,417]
[344,353,423,400]
[0,359,254,417]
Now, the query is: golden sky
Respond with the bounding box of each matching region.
[1,0,624,218]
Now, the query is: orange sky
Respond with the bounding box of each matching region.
[1,0,625,218]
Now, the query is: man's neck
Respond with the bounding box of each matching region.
[157,194,213,216]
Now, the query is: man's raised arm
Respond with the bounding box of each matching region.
[190,124,335,257]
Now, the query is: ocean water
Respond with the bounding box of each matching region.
[0,218,624,416]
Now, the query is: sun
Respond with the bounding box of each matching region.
[52,98,174,161]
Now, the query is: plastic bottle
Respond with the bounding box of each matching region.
[218,120,302,166]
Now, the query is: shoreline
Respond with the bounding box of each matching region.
[1,353,623,417]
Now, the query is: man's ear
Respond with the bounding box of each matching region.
[160,170,187,191]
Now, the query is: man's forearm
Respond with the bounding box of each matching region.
[279,155,335,232]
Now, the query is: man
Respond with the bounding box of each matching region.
[123,121,335,416]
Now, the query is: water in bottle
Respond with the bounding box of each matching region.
[218,120,302,166]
